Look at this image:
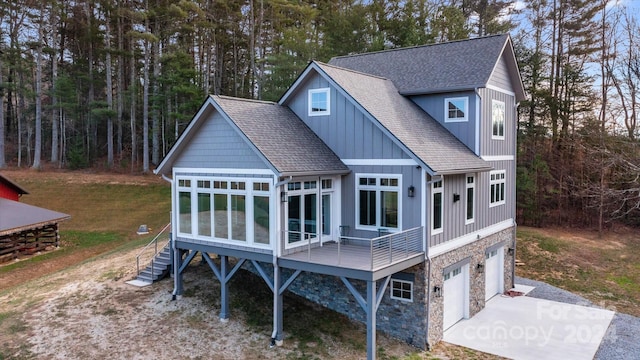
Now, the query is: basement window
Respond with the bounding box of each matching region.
[390,279,413,302]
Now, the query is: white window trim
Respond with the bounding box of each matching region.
[431,178,444,235]
[355,173,402,232]
[465,174,475,225]
[491,99,505,140]
[444,97,469,122]
[390,279,413,302]
[308,88,330,116]
[489,170,506,207]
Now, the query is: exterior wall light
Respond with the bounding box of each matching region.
[476,263,484,273]
[408,185,415,197]
[507,247,515,255]
[453,193,460,202]
[433,286,441,297]
[281,191,287,203]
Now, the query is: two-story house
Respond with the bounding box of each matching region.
[153,34,525,360]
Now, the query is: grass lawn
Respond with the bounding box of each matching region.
[516,226,640,317]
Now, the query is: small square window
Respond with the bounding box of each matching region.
[445,97,468,122]
[390,279,413,302]
[308,88,330,116]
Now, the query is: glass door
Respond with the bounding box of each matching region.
[286,181,317,247]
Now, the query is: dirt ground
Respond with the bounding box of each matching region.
[1,242,430,359]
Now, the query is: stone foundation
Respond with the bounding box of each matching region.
[426,226,515,347]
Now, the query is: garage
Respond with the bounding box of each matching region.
[484,247,504,300]
[443,264,469,330]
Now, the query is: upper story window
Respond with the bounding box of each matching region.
[492,100,505,139]
[431,179,443,234]
[445,97,468,122]
[465,175,475,224]
[356,174,401,231]
[490,170,506,207]
[308,88,330,116]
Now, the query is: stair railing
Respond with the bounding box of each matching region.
[136,223,171,278]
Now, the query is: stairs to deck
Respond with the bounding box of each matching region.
[135,243,172,283]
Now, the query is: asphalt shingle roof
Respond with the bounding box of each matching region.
[315,62,490,174]
[212,95,349,176]
[329,34,510,95]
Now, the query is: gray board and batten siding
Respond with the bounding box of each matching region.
[488,54,515,93]
[427,165,514,247]
[169,109,269,171]
[479,87,517,157]
[339,164,424,240]
[285,72,413,161]
[409,91,478,154]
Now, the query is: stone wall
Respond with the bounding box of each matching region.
[426,226,515,347]
[243,262,430,349]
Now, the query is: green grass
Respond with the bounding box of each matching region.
[517,226,640,317]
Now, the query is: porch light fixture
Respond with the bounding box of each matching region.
[433,286,441,297]
[476,263,484,273]
[408,185,415,198]
[281,191,287,203]
[453,193,460,202]
[507,247,515,256]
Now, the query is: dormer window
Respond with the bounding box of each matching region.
[445,97,468,122]
[308,88,330,116]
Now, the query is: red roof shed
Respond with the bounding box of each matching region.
[0,173,29,201]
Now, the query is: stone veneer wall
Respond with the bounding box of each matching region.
[242,262,430,349]
[426,226,516,347]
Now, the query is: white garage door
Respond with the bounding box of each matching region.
[485,248,504,301]
[443,264,468,330]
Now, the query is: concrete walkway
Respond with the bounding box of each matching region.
[444,286,615,360]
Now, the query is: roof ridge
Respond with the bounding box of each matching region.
[330,34,508,61]
[212,94,276,105]
[314,61,390,81]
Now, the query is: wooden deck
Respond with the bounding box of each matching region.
[280,242,424,281]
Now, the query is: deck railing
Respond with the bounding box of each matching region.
[135,223,171,277]
[283,226,423,271]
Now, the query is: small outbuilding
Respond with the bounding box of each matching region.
[0,173,70,263]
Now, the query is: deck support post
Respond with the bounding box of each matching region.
[220,255,229,321]
[366,280,376,360]
[172,244,183,297]
[272,262,284,346]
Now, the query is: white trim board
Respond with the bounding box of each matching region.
[341,159,418,166]
[173,167,276,176]
[429,219,514,258]
[481,155,514,162]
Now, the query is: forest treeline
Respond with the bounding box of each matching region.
[0,0,638,230]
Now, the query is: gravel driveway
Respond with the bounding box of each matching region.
[515,277,640,360]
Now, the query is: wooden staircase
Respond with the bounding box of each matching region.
[136,243,172,283]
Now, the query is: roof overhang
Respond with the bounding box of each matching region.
[0,198,70,237]
[433,165,494,176]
